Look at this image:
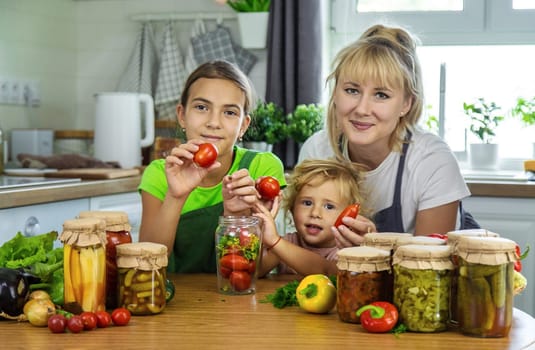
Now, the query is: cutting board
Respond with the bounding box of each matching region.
[45,168,140,179]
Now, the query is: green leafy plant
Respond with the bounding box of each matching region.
[243,100,288,144]
[463,98,504,144]
[217,0,271,12]
[287,103,325,144]
[512,96,535,127]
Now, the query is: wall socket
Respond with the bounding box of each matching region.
[0,77,41,106]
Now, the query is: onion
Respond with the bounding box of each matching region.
[29,290,52,301]
[23,299,56,327]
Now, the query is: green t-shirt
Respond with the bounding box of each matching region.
[138,146,286,273]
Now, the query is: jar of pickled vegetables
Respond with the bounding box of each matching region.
[60,217,107,313]
[446,229,500,327]
[215,216,262,295]
[336,246,392,323]
[393,244,453,332]
[79,210,132,309]
[116,242,168,315]
[455,236,516,338]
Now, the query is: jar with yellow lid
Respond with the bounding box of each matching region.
[393,244,453,332]
[79,210,132,309]
[60,217,107,313]
[336,246,392,323]
[455,236,516,338]
[116,242,168,315]
[446,228,500,327]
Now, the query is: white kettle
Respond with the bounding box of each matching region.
[93,92,155,168]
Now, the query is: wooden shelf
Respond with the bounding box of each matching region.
[155,120,178,129]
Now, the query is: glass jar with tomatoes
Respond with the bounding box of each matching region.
[116,242,168,315]
[393,244,453,332]
[446,229,500,328]
[79,210,132,309]
[215,216,262,295]
[60,217,107,314]
[455,236,516,338]
[336,246,392,323]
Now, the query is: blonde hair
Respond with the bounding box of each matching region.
[326,24,423,156]
[283,158,367,215]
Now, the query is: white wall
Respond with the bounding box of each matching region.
[0,0,268,155]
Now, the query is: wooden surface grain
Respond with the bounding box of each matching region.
[1,274,534,350]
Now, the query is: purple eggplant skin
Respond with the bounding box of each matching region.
[0,268,41,317]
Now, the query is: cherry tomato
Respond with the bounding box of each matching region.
[256,176,280,200]
[239,229,251,246]
[220,253,250,271]
[247,260,256,274]
[111,307,131,326]
[334,203,360,227]
[80,311,98,331]
[48,314,67,334]
[193,143,218,168]
[95,310,112,328]
[229,270,251,291]
[220,265,232,278]
[67,315,84,334]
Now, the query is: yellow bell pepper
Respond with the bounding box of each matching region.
[296,274,336,314]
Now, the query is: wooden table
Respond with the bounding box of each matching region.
[2,274,534,349]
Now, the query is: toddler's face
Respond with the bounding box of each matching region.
[292,179,347,248]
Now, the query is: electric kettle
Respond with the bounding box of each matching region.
[93,92,155,168]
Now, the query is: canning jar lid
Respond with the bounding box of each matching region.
[395,235,446,248]
[362,232,413,251]
[60,217,107,247]
[455,236,517,266]
[78,210,131,232]
[116,242,168,270]
[393,244,453,270]
[336,246,391,272]
[447,228,499,246]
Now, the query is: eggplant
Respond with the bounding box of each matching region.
[0,267,41,317]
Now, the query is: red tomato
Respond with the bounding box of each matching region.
[220,265,232,278]
[247,260,256,274]
[80,311,98,331]
[256,176,280,200]
[48,314,67,334]
[239,231,251,247]
[220,253,250,271]
[334,203,360,227]
[111,308,131,326]
[229,270,251,291]
[95,310,112,328]
[193,143,218,168]
[67,315,84,334]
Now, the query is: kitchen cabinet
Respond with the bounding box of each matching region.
[462,196,535,317]
[0,192,141,246]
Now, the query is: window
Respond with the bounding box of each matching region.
[329,0,535,169]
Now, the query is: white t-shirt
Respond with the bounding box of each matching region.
[298,129,471,233]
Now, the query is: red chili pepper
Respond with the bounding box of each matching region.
[334,203,360,227]
[426,233,448,241]
[514,244,530,272]
[355,301,399,333]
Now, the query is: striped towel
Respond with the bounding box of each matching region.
[116,22,158,95]
[154,21,187,120]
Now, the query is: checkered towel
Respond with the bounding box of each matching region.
[116,22,158,95]
[155,21,187,120]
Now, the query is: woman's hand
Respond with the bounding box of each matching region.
[222,169,258,215]
[332,215,377,248]
[165,139,221,199]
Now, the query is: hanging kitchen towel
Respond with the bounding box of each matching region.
[227,29,257,74]
[191,22,238,66]
[117,22,158,95]
[184,18,205,76]
[154,21,188,120]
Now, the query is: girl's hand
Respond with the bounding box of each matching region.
[222,169,258,215]
[332,215,376,248]
[253,201,280,247]
[165,139,221,198]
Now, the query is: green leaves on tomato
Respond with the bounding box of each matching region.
[193,143,218,168]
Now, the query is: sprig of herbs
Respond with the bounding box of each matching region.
[260,280,300,309]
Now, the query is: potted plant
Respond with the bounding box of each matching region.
[242,100,287,152]
[512,96,535,158]
[215,0,271,49]
[287,103,325,144]
[463,97,505,170]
